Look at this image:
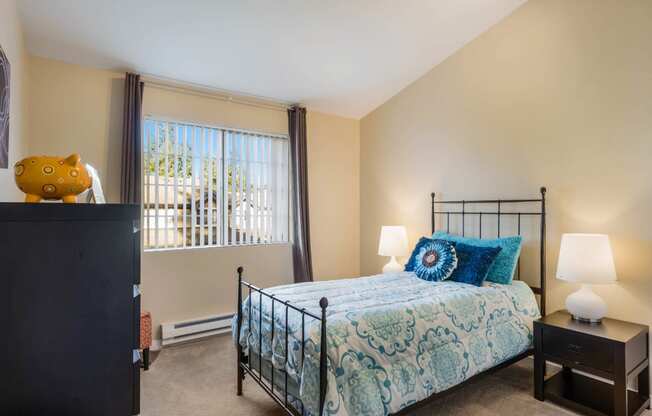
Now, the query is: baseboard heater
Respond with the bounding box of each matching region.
[161,313,234,347]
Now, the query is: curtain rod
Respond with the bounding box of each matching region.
[141,75,297,113]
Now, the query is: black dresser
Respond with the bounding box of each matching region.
[0,203,141,416]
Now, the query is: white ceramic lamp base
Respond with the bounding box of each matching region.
[566,284,607,323]
[382,256,403,274]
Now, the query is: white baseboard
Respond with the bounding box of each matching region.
[150,339,162,351]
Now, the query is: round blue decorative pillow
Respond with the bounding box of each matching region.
[405,238,457,282]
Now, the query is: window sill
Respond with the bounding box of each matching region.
[143,241,291,253]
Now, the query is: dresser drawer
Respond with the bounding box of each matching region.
[542,326,613,373]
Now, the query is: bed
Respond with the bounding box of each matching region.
[233,188,547,416]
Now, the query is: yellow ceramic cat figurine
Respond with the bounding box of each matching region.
[14,154,92,203]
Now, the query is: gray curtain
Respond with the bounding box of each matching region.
[288,106,313,283]
[120,73,144,204]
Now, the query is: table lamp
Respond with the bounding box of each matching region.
[378,225,408,274]
[556,233,617,323]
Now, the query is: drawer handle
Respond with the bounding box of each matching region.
[567,343,582,354]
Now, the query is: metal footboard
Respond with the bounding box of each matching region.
[235,266,328,416]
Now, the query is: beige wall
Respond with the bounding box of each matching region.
[142,90,361,336]
[361,0,651,377]
[25,56,361,339]
[307,111,360,280]
[141,84,294,338]
[0,0,28,201]
[27,56,125,201]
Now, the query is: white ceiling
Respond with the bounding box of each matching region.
[18,0,526,118]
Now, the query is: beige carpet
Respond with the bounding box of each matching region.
[141,335,650,416]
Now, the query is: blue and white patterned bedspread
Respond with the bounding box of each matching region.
[233,272,540,416]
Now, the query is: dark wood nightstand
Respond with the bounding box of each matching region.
[534,310,650,416]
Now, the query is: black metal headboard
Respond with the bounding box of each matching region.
[430,187,547,315]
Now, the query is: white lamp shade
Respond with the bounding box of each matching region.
[556,233,617,284]
[378,226,409,257]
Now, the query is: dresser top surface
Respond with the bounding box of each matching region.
[0,202,139,222]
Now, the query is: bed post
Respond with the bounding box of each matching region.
[539,187,547,317]
[236,266,244,396]
[318,297,329,416]
[431,192,436,234]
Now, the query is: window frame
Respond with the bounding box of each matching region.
[141,115,291,252]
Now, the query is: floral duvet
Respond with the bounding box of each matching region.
[233,272,540,416]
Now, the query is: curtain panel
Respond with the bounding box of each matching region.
[288,106,313,283]
[120,73,144,204]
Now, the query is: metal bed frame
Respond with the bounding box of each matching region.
[235,187,547,416]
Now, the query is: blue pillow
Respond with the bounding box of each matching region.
[405,238,457,282]
[449,242,502,286]
[432,231,522,284]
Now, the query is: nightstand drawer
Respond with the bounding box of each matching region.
[542,326,613,373]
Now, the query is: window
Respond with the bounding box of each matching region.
[143,118,290,250]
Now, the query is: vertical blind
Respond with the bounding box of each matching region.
[143,118,290,250]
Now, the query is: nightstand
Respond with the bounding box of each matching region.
[534,311,650,416]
